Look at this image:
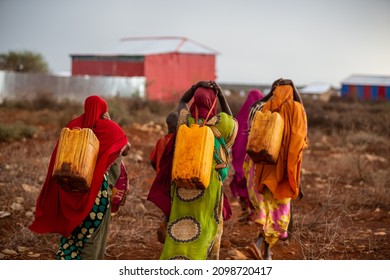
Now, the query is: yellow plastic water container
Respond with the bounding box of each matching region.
[246,110,284,164]
[172,123,214,189]
[52,127,100,192]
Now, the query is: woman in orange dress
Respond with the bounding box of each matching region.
[245,79,308,260]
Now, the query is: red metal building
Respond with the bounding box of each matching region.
[70,36,219,102]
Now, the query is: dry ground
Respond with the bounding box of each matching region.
[0,97,389,260]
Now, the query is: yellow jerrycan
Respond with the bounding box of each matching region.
[246,110,284,164]
[172,123,214,189]
[52,127,100,192]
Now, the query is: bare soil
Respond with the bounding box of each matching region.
[0,104,389,260]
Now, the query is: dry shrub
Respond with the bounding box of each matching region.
[305,98,390,138]
[107,97,175,127]
[329,153,365,184]
[345,131,389,155]
[361,167,390,206]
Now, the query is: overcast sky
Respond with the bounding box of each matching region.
[1,0,389,87]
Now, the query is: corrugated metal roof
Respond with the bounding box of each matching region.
[72,36,219,56]
[341,74,390,86]
[300,82,332,94]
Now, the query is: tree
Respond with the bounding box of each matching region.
[0,50,49,74]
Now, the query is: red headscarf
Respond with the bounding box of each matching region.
[29,95,128,237]
[189,87,217,120]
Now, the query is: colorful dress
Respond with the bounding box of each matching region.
[56,175,111,260]
[160,111,237,260]
[243,156,291,247]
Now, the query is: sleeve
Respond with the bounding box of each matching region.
[286,102,308,196]
[107,155,122,188]
[149,141,159,163]
[215,112,238,149]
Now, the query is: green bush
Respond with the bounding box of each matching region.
[0,50,49,73]
[0,122,37,142]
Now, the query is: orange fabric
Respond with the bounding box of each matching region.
[149,133,174,174]
[255,85,308,199]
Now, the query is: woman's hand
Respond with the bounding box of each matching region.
[121,142,131,156]
[210,81,222,96]
[178,80,222,112]
[195,80,221,96]
[195,80,212,89]
[101,112,111,120]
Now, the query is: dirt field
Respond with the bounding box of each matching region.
[0,97,389,260]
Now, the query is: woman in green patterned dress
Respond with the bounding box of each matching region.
[159,81,237,260]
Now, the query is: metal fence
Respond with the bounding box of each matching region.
[0,70,146,104]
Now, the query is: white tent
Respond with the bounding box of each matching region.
[299,82,335,102]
